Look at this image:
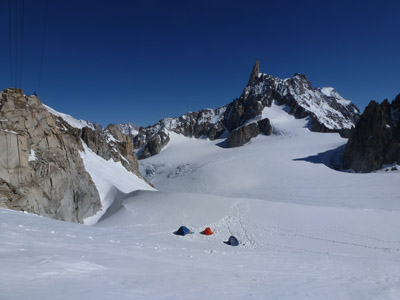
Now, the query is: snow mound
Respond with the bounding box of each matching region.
[80,143,155,225]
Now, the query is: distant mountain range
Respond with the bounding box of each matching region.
[131,61,360,159]
[0,61,398,223]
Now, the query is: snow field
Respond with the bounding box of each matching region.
[140,104,400,211]
[1,102,400,299]
[1,190,400,300]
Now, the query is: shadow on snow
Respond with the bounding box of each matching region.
[292,145,345,171]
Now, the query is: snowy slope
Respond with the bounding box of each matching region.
[1,103,400,299]
[140,102,400,211]
[1,191,400,300]
[79,143,155,225]
[44,104,155,224]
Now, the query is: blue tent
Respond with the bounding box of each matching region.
[224,235,239,246]
[174,226,191,236]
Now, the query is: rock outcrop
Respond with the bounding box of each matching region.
[140,131,170,159]
[116,123,139,137]
[81,124,139,174]
[247,60,260,86]
[133,62,360,158]
[0,88,101,222]
[342,95,400,172]
[226,119,272,148]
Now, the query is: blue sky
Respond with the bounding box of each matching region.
[1,0,399,127]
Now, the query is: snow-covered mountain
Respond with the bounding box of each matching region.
[133,61,360,159]
[1,64,400,300]
[2,100,400,299]
[116,123,139,137]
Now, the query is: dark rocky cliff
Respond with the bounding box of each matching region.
[342,95,400,172]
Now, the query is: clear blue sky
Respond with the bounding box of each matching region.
[1,0,399,127]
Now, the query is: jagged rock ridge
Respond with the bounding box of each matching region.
[342,94,400,172]
[133,62,360,159]
[43,106,143,179]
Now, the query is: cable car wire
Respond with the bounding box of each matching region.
[8,0,13,87]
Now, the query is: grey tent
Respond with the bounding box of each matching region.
[224,235,239,246]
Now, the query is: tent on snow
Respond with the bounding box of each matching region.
[224,235,239,246]
[174,226,192,236]
[201,227,214,235]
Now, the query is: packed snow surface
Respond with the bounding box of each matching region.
[1,103,400,299]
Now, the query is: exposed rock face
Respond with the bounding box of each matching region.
[81,125,140,175]
[0,88,101,222]
[140,131,170,159]
[133,62,360,159]
[258,118,273,135]
[342,95,400,172]
[247,60,260,86]
[226,119,273,148]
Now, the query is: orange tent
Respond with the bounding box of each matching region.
[202,227,214,235]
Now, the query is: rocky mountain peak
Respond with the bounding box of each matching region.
[247,60,260,86]
[290,73,313,91]
[132,62,360,159]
